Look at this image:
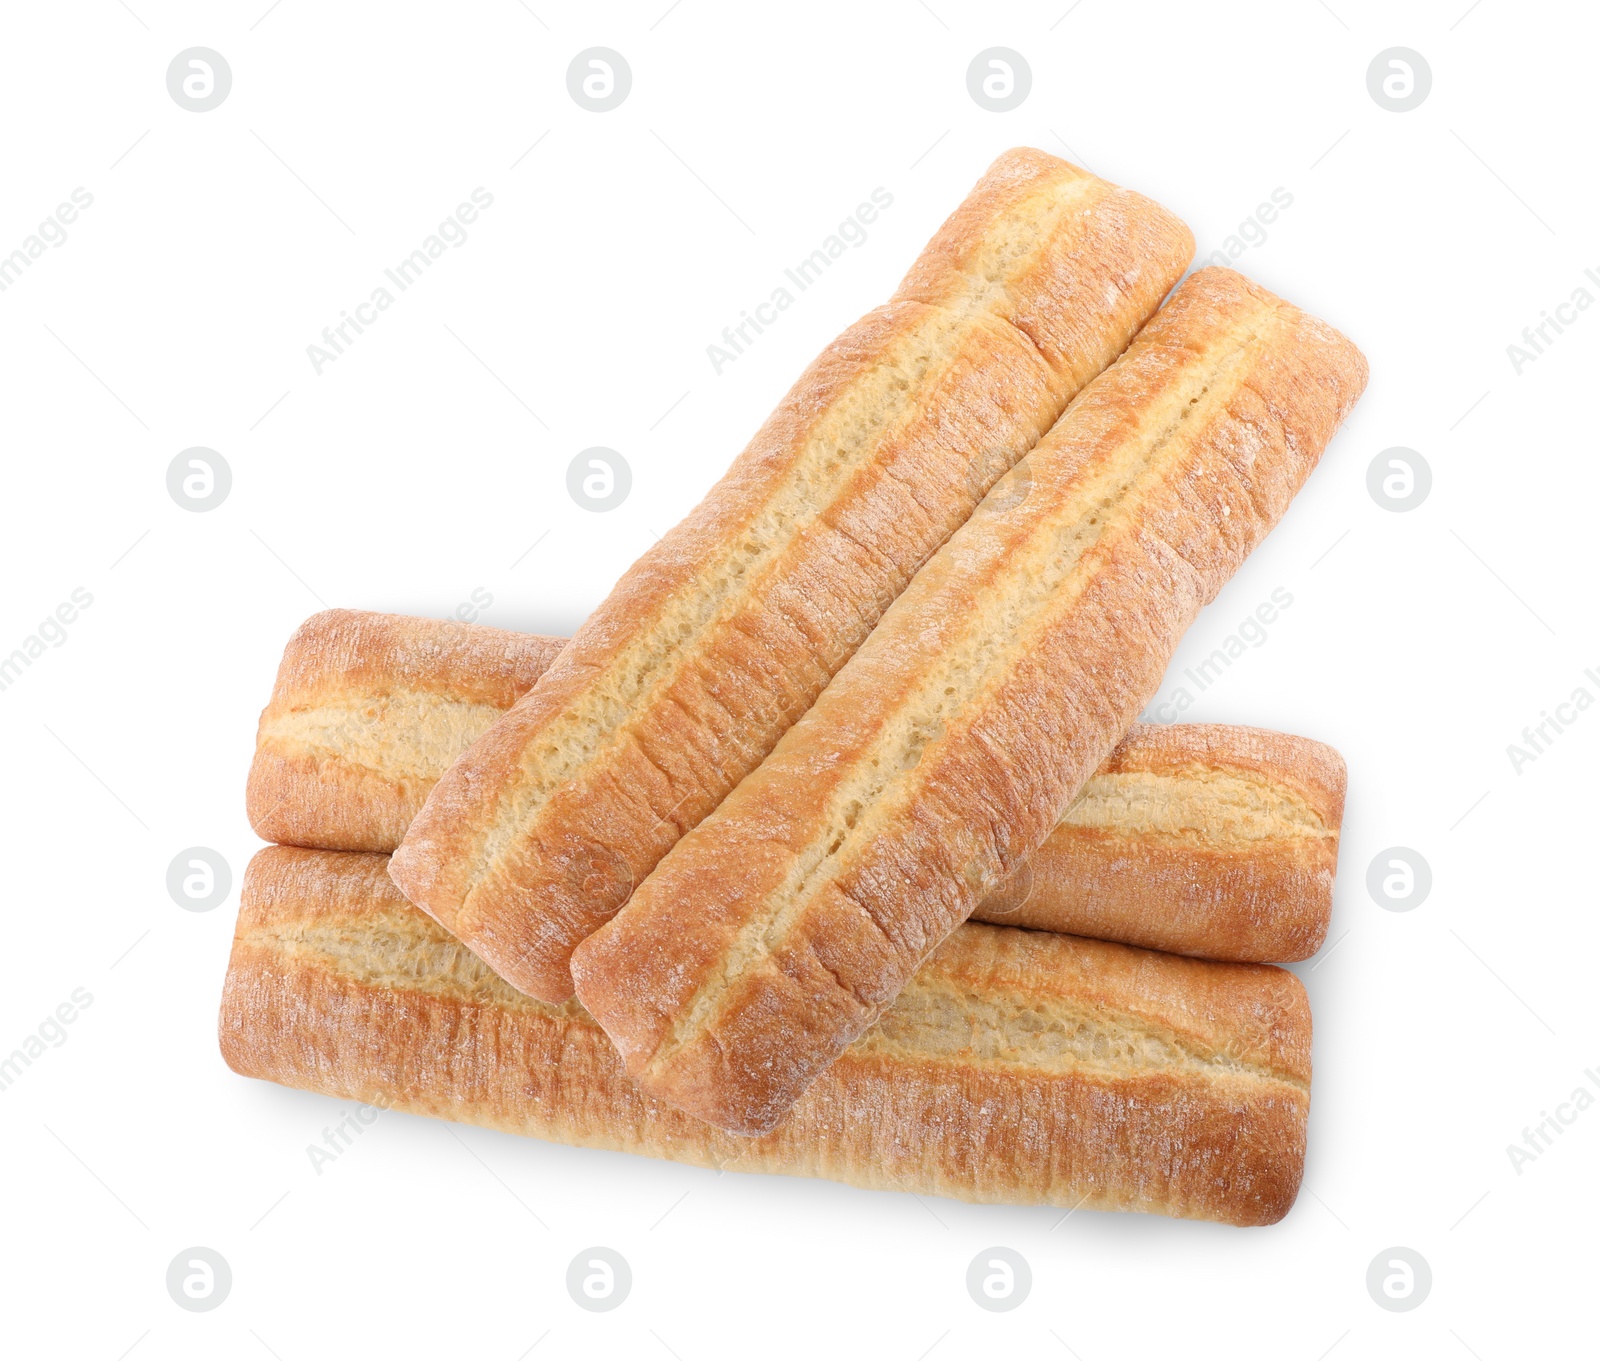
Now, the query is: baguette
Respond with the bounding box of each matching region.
[247,610,567,853]
[248,611,1343,960]
[984,721,1342,959]
[219,846,1311,1226]
[572,267,1367,1134]
[389,149,1194,1002]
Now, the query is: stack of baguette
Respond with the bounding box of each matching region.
[221,148,1366,1228]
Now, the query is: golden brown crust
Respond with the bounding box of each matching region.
[246,610,565,852]
[389,149,1194,1002]
[246,610,1343,959]
[973,723,1345,959]
[572,267,1366,1134]
[220,848,1309,1226]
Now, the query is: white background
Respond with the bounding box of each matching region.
[1,1,1594,1357]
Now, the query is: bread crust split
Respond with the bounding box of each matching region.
[388,148,1195,1003]
[246,610,1345,961]
[220,847,1310,1227]
[571,266,1367,1135]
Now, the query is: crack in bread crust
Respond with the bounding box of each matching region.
[259,693,506,784]
[238,912,567,1016]
[1058,767,1332,842]
[853,983,1306,1088]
